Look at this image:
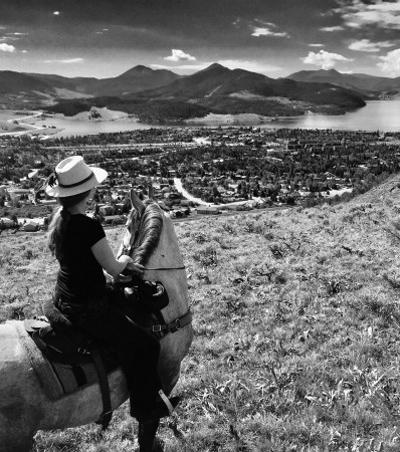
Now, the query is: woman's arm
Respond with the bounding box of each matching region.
[91,237,143,278]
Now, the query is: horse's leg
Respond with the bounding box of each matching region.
[138,419,161,452]
[0,420,35,452]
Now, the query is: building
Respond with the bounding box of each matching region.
[196,207,221,215]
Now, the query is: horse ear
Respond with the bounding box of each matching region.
[148,183,155,200]
[130,189,145,215]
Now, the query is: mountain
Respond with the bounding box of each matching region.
[0,66,181,108]
[132,63,366,117]
[0,64,373,121]
[287,68,400,98]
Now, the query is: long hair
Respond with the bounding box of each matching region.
[47,190,92,257]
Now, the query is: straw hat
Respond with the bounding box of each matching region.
[45,156,108,197]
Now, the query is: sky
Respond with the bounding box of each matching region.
[2,0,400,79]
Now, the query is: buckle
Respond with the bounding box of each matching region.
[152,324,163,333]
[173,319,181,331]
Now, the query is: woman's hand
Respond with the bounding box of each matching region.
[118,254,144,274]
[126,261,145,275]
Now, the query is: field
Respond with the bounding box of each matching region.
[3,176,400,451]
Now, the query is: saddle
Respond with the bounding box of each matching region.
[24,278,171,430]
[24,308,117,430]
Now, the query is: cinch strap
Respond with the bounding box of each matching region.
[58,171,95,188]
[151,310,193,336]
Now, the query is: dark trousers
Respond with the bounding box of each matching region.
[54,289,162,417]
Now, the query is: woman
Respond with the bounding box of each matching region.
[45,155,179,422]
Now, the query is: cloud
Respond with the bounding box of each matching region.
[0,43,15,52]
[251,27,289,38]
[251,21,289,38]
[320,26,345,32]
[309,43,325,48]
[335,0,400,30]
[96,28,109,35]
[302,50,353,69]
[349,38,394,52]
[44,58,84,64]
[378,48,400,76]
[164,49,196,62]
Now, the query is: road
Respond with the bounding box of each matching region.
[173,178,209,206]
[173,177,265,208]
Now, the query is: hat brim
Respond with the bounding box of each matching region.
[45,167,108,197]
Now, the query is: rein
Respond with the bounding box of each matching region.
[143,265,186,271]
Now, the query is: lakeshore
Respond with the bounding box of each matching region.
[1,99,400,139]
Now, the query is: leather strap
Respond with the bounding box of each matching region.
[150,310,193,336]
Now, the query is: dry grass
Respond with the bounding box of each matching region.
[3,176,400,450]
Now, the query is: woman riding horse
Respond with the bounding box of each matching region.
[45,155,179,423]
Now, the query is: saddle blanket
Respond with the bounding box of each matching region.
[13,321,101,400]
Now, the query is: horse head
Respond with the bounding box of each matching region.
[119,190,193,394]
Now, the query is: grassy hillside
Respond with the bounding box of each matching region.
[3,177,400,450]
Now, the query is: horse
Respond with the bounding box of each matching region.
[0,191,194,452]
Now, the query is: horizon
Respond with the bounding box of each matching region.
[1,1,400,79]
[14,63,400,82]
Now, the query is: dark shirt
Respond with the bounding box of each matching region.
[55,214,106,314]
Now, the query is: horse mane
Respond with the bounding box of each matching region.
[131,200,163,266]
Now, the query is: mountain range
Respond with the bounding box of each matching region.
[1,63,398,123]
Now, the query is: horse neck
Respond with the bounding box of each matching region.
[142,214,189,322]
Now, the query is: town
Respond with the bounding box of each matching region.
[0,125,399,232]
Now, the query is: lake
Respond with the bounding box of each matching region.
[13,99,400,138]
[259,99,400,132]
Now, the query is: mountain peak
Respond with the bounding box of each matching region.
[199,63,230,74]
[122,65,154,76]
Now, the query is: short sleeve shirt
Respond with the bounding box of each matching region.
[56,214,106,308]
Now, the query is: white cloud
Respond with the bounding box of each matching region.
[251,26,289,38]
[378,48,400,76]
[302,50,353,70]
[309,43,324,48]
[165,49,196,62]
[251,21,289,38]
[335,1,400,30]
[349,38,393,52]
[44,58,84,64]
[0,43,15,52]
[320,26,345,32]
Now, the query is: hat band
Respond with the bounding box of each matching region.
[58,171,95,188]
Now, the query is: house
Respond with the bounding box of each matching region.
[99,205,114,215]
[103,215,125,225]
[23,221,39,232]
[196,207,221,215]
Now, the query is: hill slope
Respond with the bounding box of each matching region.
[287,68,400,98]
[3,176,400,450]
